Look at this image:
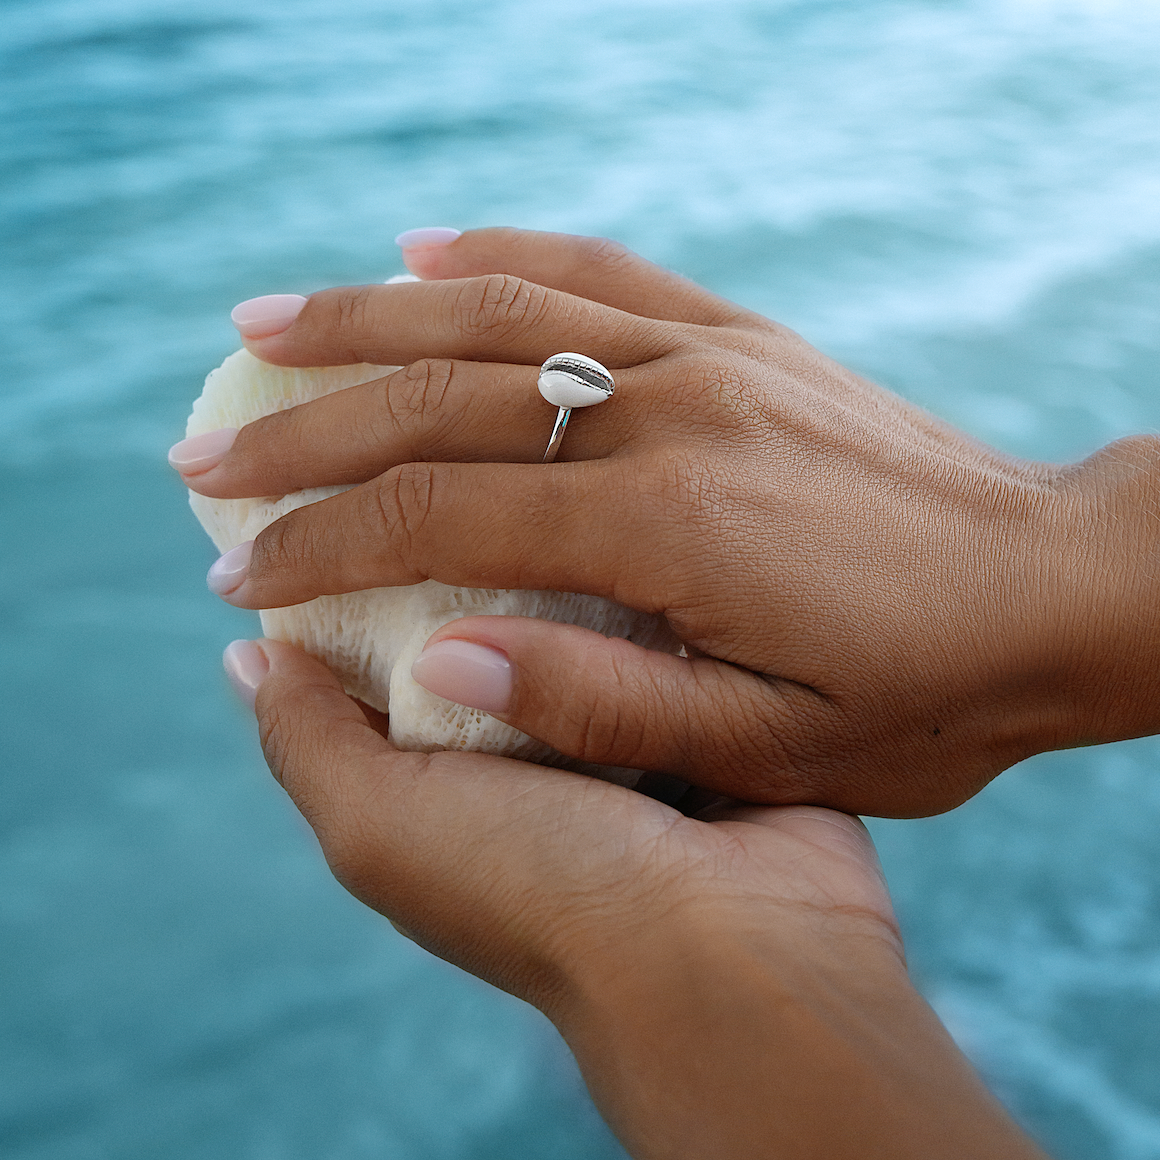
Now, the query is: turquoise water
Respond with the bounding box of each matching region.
[3,1,1160,1156]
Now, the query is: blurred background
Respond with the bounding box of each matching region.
[3,0,1160,1156]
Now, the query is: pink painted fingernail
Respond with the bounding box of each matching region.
[207,541,253,597]
[230,294,308,339]
[223,639,269,709]
[168,428,238,474]
[394,227,461,249]
[411,639,512,713]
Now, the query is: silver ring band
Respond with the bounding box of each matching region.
[537,353,614,464]
[542,406,573,464]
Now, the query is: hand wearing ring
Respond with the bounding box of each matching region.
[176,227,1160,819]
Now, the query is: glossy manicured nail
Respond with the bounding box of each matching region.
[394,227,461,249]
[223,639,269,709]
[230,294,308,339]
[168,428,238,474]
[411,638,512,713]
[207,541,254,597]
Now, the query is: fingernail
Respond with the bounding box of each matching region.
[168,427,238,474]
[411,638,512,714]
[230,294,308,340]
[223,639,269,709]
[394,227,461,249]
[207,540,254,597]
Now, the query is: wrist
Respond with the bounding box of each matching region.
[547,900,1041,1160]
[1046,434,1160,745]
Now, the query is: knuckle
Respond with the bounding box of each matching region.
[555,644,652,766]
[715,325,785,362]
[375,461,438,572]
[582,235,635,272]
[676,347,750,410]
[257,687,342,826]
[254,509,315,579]
[257,698,295,785]
[562,697,636,765]
[335,285,377,338]
[643,346,757,439]
[578,704,629,764]
[453,273,550,342]
[382,359,456,432]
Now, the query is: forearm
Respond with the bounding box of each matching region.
[554,911,1048,1160]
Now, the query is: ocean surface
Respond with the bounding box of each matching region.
[3,0,1160,1156]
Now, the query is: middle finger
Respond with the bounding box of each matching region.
[210,458,670,613]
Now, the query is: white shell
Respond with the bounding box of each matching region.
[537,352,614,409]
[537,370,611,408]
[186,349,677,786]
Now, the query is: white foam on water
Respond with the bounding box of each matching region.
[5,0,1160,450]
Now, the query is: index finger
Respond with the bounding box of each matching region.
[240,275,682,371]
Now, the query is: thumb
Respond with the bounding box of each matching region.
[410,616,830,801]
[239,638,413,840]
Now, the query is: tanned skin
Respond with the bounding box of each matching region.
[173,227,1158,1155]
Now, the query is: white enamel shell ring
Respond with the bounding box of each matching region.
[537,352,615,463]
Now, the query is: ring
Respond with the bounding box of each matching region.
[537,353,615,463]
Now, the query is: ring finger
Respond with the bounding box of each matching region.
[179,358,658,499]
